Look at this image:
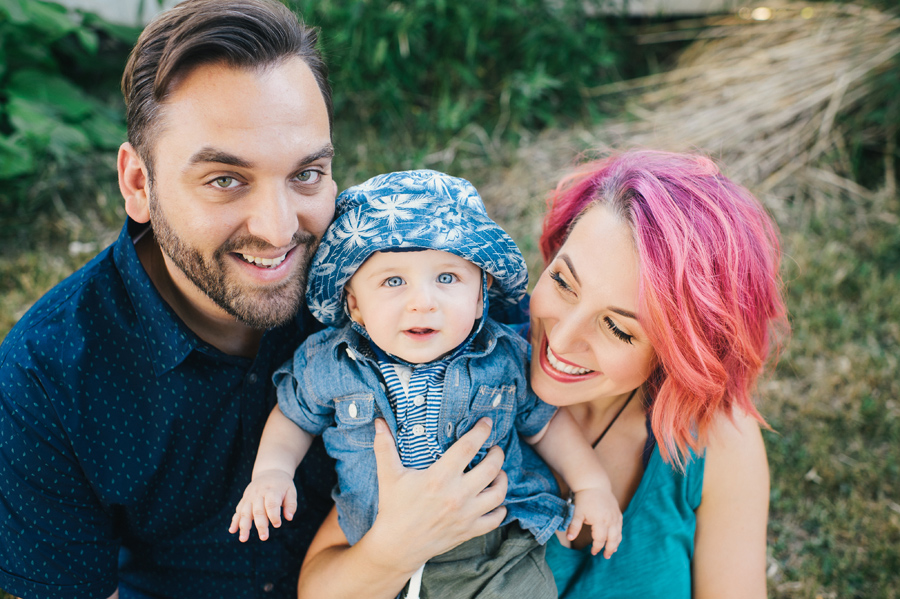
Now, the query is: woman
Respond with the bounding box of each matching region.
[296,150,787,598]
[531,149,786,597]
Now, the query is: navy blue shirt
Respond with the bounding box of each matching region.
[0,220,335,599]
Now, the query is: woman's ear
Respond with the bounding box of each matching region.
[485,273,494,290]
[118,142,151,223]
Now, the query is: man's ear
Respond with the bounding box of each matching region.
[344,286,364,327]
[485,273,494,290]
[118,142,151,223]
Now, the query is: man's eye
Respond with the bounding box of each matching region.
[296,170,322,183]
[385,276,404,287]
[212,176,238,189]
[437,273,455,284]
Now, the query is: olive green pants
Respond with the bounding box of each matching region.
[400,523,557,599]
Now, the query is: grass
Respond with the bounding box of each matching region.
[763,184,900,598]
[1,88,899,599]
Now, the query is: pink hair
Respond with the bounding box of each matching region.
[540,150,788,467]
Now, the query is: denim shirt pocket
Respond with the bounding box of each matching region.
[334,393,376,449]
[458,385,516,449]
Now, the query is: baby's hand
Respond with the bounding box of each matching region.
[567,487,623,558]
[229,469,297,542]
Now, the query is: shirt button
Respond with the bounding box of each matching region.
[412,424,425,436]
[262,582,275,592]
[345,347,357,360]
[348,402,358,419]
[445,423,454,437]
[491,393,501,407]
[413,395,426,407]
[247,373,258,384]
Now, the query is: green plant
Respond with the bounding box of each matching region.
[293,0,637,150]
[0,0,138,220]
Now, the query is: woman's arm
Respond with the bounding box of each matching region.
[693,410,769,599]
[297,418,508,599]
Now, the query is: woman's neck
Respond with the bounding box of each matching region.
[569,388,644,441]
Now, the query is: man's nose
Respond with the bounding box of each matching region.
[246,185,297,248]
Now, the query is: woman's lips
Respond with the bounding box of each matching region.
[538,335,600,383]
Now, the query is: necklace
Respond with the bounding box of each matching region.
[592,388,639,448]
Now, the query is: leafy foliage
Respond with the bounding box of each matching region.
[0,0,138,218]
[292,0,636,145]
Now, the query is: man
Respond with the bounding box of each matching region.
[0,1,336,597]
[0,2,506,598]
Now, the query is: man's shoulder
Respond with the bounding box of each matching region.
[1,243,126,365]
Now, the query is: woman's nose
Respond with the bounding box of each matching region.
[547,312,589,355]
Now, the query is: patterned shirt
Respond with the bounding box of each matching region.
[0,219,335,599]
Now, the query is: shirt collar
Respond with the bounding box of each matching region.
[113,219,199,375]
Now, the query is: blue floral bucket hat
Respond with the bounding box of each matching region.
[307,169,528,327]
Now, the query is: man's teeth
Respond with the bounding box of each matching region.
[546,344,592,375]
[241,253,286,267]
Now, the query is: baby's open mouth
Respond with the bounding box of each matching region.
[406,328,436,336]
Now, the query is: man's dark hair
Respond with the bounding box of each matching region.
[121,0,331,168]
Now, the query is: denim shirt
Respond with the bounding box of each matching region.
[274,318,573,546]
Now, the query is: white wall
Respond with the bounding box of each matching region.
[55,0,180,26]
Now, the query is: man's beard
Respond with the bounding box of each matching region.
[148,188,318,329]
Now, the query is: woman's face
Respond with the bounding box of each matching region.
[529,205,657,407]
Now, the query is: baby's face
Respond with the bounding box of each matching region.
[345,249,483,363]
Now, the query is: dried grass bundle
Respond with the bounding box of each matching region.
[481,1,900,235]
[586,1,900,202]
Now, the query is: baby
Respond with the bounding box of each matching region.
[231,170,621,598]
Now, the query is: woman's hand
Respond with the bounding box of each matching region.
[297,417,508,599]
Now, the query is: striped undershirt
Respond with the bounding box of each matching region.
[376,358,449,469]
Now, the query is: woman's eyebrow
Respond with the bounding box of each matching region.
[610,307,638,321]
[559,253,638,320]
[559,254,580,284]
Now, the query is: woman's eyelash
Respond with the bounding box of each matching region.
[604,317,634,345]
[549,269,572,292]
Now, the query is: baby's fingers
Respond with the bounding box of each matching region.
[566,512,586,541]
[264,494,284,529]
[602,523,623,559]
[229,501,255,543]
[590,524,610,557]
[252,502,272,541]
[228,510,241,534]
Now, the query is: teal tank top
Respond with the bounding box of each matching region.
[545,442,705,598]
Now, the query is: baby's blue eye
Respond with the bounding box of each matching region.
[385,276,404,287]
[437,273,455,284]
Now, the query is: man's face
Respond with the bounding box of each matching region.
[143,58,335,329]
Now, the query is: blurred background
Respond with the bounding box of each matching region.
[1,0,898,597]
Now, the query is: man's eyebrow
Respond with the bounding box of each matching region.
[187,144,335,170]
[294,144,335,169]
[188,148,252,168]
